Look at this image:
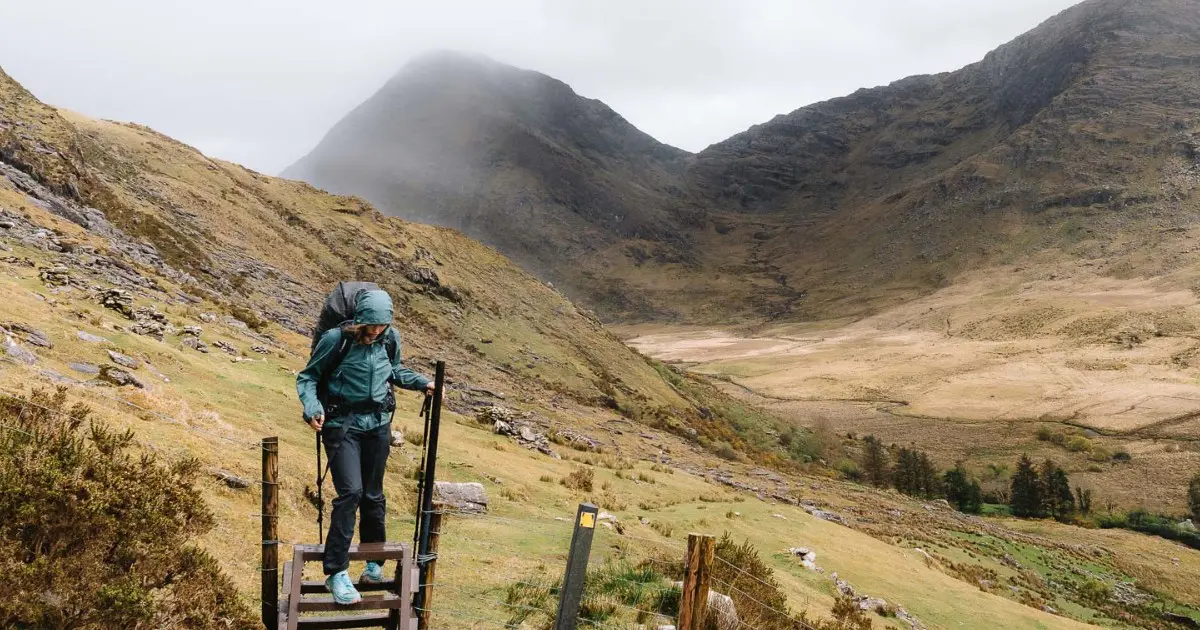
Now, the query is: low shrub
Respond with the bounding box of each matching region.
[561,466,595,492]
[0,388,256,629]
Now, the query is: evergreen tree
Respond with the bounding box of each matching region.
[917,451,941,498]
[1189,472,1200,523]
[1010,454,1043,517]
[944,462,983,513]
[860,435,890,488]
[1075,486,1093,516]
[1048,465,1075,521]
[893,448,918,495]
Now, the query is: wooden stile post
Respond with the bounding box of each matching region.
[678,533,715,630]
[417,502,445,630]
[261,436,280,629]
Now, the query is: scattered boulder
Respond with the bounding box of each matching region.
[4,322,51,348]
[433,481,488,514]
[107,350,141,369]
[69,362,100,375]
[706,590,739,630]
[182,325,203,337]
[39,369,75,385]
[477,405,516,424]
[390,431,405,447]
[213,340,238,355]
[97,365,144,388]
[38,265,70,287]
[213,469,251,490]
[131,307,170,340]
[199,312,218,323]
[76,330,109,343]
[407,267,440,286]
[251,345,270,354]
[833,575,855,597]
[2,334,37,365]
[96,288,135,319]
[1179,519,1196,532]
[857,597,888,613]
[182,336,210,353]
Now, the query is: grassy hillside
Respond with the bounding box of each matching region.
[2,65,1198,629]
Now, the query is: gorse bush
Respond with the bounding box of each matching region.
[0,388,256,629]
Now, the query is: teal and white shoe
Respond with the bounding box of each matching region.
[360,561,385,584]
[325,570,362,605]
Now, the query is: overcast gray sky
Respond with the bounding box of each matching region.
[0,0,1081,175]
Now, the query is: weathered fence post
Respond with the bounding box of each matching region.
[554,503,599,630]
[417,503,445,630]
[678,533,715,630]
[261,436,279,629]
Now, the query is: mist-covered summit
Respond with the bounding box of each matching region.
[283,50,692,303]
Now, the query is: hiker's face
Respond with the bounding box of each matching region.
[363,325,387,343]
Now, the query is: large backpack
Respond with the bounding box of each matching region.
[311,281,399,402]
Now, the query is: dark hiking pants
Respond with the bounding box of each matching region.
[323,423,391,576]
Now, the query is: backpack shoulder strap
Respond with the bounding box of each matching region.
[385,329,399,365]
[317,327,353,379]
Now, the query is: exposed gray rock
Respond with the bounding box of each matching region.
[4,322,51,348]
[857,597,888,613]
[182,336,210,353]
[391,431,405,447]
[107,350,141,369]
[251,345,270,354]
[3,334,37,365]
[131,306,170,340]
[433,481,488,514]
[38,265,70,287]
[96,287,135,319]
[213,340,238,355]
[76,330,109,343]
[182,325,203,337]
[213,469,251,489]
[97,365,144,388]
[69,362,100,375]
[39,370,75,384]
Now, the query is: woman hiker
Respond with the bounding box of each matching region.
[296,288,434,605]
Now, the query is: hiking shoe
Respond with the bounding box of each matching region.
[325,570,362,605]
[360,561,385,584]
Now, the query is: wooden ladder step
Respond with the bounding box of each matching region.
[296,543,408,563]
[298,592,405,613]
[295,612,393,629]
[301,580,396,594]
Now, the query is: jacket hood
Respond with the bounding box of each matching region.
[354,290,394,326]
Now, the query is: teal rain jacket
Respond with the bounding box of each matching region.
[296,290,431,432]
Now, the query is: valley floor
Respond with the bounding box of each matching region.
[621,266,1200,513]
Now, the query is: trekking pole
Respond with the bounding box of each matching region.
[316,431,324,542]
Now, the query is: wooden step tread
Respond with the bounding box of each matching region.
[296,543,408,562]
[300,579,396,594]
[298,592,405,613]
[294,612,393,629]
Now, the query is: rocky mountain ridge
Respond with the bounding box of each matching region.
[287,0,1200,323]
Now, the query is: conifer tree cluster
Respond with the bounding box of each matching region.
[856,436,982,513]
[1010,455,1076,520]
